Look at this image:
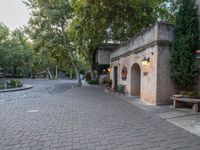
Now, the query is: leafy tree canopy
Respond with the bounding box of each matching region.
[170,0,200,90]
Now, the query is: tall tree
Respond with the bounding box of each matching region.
[70,0,175,79]
[170,0,200,90]
[0,23,10,69]
[0,24,35,77]
[70,0,174,42]
[25,0,83,85]
[24,0,177,82]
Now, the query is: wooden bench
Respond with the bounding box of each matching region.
[171,97,200,112]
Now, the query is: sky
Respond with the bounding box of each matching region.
[0,0,30,31]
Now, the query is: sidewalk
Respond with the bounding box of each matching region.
[0,85,200,150]
[108,90,200,137]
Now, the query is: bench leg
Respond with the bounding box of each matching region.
[192,104,199,112]
[174,100,182,108]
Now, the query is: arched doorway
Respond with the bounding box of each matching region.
[131,63,141,97]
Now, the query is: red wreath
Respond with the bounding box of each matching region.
[121,66,127,81]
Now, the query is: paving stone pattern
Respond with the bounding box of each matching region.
[0,85,200,150]
[0,79,77,103]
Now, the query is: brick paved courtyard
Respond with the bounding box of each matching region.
[0,79,77,103]
[0,82,200,150]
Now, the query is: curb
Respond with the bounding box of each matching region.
[0,85,33,93]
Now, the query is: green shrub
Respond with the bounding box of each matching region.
[103,78,112,87]
[180,91,198,98]
[8,79,23,88]
[88,79,99,85]
[118,84,125,91]
[0,83,5,90]
[85,72,91,82]
[170,0,200,90]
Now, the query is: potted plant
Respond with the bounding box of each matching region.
[179,91,198,98]
[104,78,112,91]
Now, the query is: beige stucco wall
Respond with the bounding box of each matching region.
[110,22,174,105]
[156,24,175,105]
[111,44,175,105]
[156,45,175,105]
[111,46,158,104]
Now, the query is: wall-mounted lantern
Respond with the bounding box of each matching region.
[108,68,111,72]
[141,57,150,66]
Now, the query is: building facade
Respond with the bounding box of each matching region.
[110,22,175,105]
[108,1,200,105]
[95,44,118,65]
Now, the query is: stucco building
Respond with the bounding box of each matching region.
[94,1,200,105]
[110,22,175,105]
[108,1,200,105]
[95,44,118,65]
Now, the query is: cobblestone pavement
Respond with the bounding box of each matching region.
[0,85,200,150]
[0,79,77,103]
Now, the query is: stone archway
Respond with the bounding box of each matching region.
[131,63,141,97]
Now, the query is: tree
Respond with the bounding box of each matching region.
[24,0,177,83]
[0,23,9,67]
[158,0,178,24]
[25,0,83,85]
[170,0,200,90]
[69,19,105,80]
[0,24,35,77]
[70,0,175,42]
[69,0,176,80]
[9,29,34,77]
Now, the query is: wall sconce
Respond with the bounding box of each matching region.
[141,57,150,66]
[108,68,111,72]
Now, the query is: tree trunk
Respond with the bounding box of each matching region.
[55,65,58,79]
[90,68,94,80]
[90,58,94,80]
[47,68,53,79]
[70,69,73,79]
[75,67,82,86]
[61,23,82,86]
[30,68,33,79]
